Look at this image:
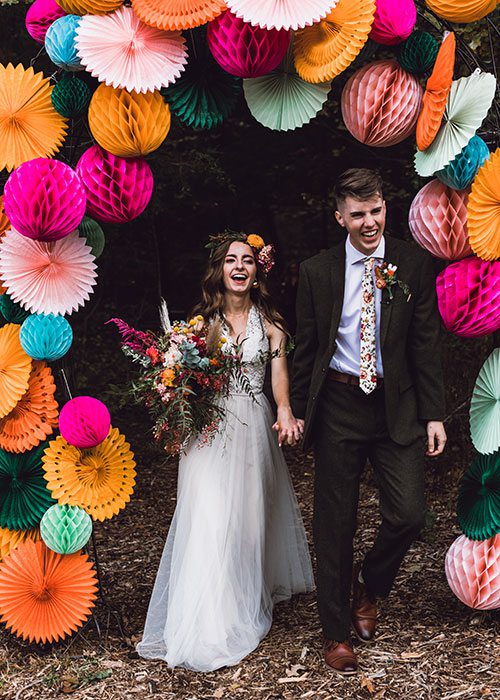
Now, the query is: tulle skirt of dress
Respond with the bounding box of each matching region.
[136,393,314,672]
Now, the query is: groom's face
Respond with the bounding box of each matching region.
[335,194,386,256]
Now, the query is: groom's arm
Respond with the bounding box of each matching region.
[291,262,317,419]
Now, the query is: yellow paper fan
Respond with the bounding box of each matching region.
[0,526,40,562]
[56,0,124,14]
[426,0,498,23]
[468,148,500,261]
[0,324,32,420]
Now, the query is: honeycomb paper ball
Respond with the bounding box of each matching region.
[78,217,105,259]
[20,314,73,362]
[45,15,83,72]
[341,59,423,147]
[409,179,472,260]
[51,76,91,118]
[26,0,66,44]
[58,396,111,449]
[88,85,171,158]
[370,0,416,45]
[437,136,490,191]
[76,145,153,224]
[445,533,500,610]
[425,0,498,23]
[436,258,500,338]
[207,10,290,79]
[0,295,30,325]
[398,30,439,74]
[3,159,86,241]
[40,504,92,555]
[56,0,123,14]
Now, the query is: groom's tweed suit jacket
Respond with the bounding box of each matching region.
[291,235,446,451]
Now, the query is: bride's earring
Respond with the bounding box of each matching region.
[252,280,259,288]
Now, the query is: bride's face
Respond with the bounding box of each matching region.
[223,242,257,295]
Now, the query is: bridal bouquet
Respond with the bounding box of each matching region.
[110,309,248,455]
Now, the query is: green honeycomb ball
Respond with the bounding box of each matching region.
[78,216,105,259]
[398,31,439,75]
[51,76,91,119]
[40,504,93,555]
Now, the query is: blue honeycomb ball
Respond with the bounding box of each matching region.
[45,15,83,72]
[20,313,73,361]
[437,136,490,190]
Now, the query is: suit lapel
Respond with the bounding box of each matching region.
[328,240,346,352]
[380,236,401,349]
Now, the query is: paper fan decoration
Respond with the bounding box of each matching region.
[58,396,111,449]
[293,0,376,84]
[56,0,123,14]
[415,71,496,177]
[243,48,330,131]
[42,428,136,521]
[0,63,67,172]
[0,444,55,530]
[437,135,490,190]
[416,32,455,152]
[0,540,98,643]
[425,0,498,23]
[78,217,105,259]
[132,0,226,30]
[436,258,500,338]
[25,0,66,44]
[225,0,339,31]
[409,179,471,260]
[0,229,97,316]
[369,0,416,46]
[398,31,439,75]
[470,349,500,456]
[468,148,500,262]
[20,313,73,362]
[458,451,500,541]
[207,10,290,79]
[51,76,91,119]
[0,196,9,237]
[76,145,153,223]
[75,7,188,94]
[0,324,32,420]
[0,527,40,562]
[45,15,84,72]
[3,158,86,241]
[40,504,92,555]
[0,294,30,325]
[445,534,500,610]
[341,59,422,147]
[0,361,58,454]
[88,84,171,158]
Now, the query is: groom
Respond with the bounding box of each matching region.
[291,169,446,674]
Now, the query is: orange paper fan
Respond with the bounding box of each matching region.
[0,526,40,561]
[294,0,376,84]
[0,324,32,420]
[42,427,136,522]
[0,361,59,454]
[0,539,97,643]
[468,148,500,261]
[416,32,455,151]
[132,0,227,31]
[426,1,498,23]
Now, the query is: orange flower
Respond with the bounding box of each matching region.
[210,358,220,367]
[161,368,176,387]
[246,234,265,249]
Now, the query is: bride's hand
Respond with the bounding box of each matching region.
[272,407,303,447]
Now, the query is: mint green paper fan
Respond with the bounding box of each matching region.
[458,450,500,541]
[470,348,500,456]
[415,71,496,177]
[40,503,93,554]
[243,47,330,131]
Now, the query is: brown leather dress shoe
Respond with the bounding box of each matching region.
[324,639,358,675]
[352,564,377,642]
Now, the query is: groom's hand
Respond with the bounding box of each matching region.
[426,421,447,457]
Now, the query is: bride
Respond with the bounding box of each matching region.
[136,231,314,672]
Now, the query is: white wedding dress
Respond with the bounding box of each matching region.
[137,305,314,672]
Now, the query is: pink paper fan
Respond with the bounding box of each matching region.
[25,0,66,44]
[59,396,111,449]
[207,10,290,78]
[370,0,416,46]
[225,0,339,31]
[76,145,153,224]
[3,159,86,242]
[409,179,472,260]
[75,6,188,94]
[436,258,500,338]
[0,229,97,316]
[445,534,500,611]
[341,59,422,147]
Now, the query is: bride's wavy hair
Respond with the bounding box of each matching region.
[192,239,287,334]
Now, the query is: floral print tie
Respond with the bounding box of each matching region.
[360,258,377,394]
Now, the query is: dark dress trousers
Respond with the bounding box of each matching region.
[291,235,445,642]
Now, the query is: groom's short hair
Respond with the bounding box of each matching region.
[333,169,383,208]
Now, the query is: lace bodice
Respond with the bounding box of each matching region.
[222,305,269,394]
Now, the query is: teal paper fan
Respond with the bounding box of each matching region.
[243,47,330,131]
[470,349,500,455]
[458,451,500,541]
[162,28,241,130]
[78,216,105,259]
[0,444,55,530]
[40,504,93,554]
[0,293,30,325]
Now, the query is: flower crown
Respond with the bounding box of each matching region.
[205,229,276,274]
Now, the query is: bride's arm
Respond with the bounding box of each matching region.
[267,323,303,447]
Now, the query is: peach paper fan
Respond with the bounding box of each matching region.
[226,0,339,31]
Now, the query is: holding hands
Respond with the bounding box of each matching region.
[273,406,304,447]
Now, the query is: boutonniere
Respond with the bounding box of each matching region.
[375,262,411,302]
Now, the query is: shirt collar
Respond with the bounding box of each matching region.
[345,235,385,265]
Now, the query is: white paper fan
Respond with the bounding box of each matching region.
[415,71,496,177]
[226,0,339,31]
[470,349,500,456]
